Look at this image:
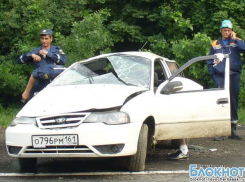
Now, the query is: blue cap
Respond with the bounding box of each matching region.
[40,29,53,36]
[220,20,232,29]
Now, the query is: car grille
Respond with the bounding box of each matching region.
[24,145,93,154]
[36,113,90,129]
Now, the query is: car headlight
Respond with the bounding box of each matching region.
[10,117,37,127]
[84,112,130,125]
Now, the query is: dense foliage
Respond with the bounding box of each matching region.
[0,0,245,107]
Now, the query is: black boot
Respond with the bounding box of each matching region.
[229,124,242,140]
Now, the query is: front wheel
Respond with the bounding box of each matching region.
[128,124,148,171]
[18,158,37,169]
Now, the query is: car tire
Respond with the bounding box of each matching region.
[18,158,37,169]
[128,124,148,172]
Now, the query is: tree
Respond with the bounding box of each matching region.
[0,0,245,107]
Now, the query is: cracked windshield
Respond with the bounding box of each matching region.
[50,55,151,89]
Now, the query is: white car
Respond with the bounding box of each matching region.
[5,52,231,171]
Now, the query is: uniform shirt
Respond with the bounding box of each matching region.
[17,45,67,68]
[222,39,229,46]
[17,45,67,91]
[208,37,245,76]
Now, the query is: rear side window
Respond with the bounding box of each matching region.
[166,61,184,77]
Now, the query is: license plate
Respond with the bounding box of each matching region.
[32,135,78,148]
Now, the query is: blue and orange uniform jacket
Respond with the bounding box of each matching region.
[208,37,245,77]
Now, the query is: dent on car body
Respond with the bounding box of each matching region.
[17,85,147,117]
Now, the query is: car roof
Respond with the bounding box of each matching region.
[78,51,174,63]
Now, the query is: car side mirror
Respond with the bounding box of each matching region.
[160,81,183,94]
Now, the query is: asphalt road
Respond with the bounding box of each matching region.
[0,126,244,182]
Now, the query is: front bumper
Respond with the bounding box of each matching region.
[5,122,141,158]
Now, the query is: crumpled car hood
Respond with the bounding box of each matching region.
[17,84,147,117]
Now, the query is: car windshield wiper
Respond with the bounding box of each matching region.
[117,77,137,86]
[85,72,95,84]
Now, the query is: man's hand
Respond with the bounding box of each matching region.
[231,31,237,40]
[213,58,220,66]
[21,91,30,103]
[39,50,48,58]
[31,54,41,62]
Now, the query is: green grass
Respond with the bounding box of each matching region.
[238,108,245,124]
[0,107,19,128]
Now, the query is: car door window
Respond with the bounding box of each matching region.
[163,57,226,93]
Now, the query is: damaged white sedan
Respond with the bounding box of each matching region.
[5,52,231,171]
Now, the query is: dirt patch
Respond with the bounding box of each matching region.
[187,124,245,159]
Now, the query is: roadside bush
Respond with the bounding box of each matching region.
[0,57,29,106]
[239,65,245,108]
[171,33,213,88]
[1,0,245,110]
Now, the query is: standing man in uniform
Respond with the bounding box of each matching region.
[17,29,67,103]
[207,20,245,140]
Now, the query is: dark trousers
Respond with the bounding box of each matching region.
[212,73,240,123]
[27,80,48,102]
[230,74,240,123]
[28,86,42,102]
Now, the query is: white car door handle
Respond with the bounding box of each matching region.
[217,98,229,104]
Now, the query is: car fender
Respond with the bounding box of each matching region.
[121,91,156,124]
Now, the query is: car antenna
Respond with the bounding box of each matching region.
[139,41,148,52]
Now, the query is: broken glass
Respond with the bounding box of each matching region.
[50,54,151,89]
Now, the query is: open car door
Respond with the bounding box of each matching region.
[155,54,231,140]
